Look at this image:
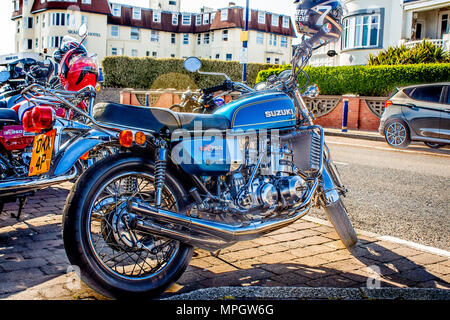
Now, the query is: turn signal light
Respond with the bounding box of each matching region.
[135,131,146,145]
[119,130,134,148]
[385,100,393,108]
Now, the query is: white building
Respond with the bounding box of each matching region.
[310,0,450,66]
[11,0,296,66]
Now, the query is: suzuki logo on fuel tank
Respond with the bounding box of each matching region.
[265,109,295,118]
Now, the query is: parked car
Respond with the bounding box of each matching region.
[379,83,450,149]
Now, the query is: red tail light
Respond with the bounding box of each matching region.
[23,107,55,133]
[384,100,393,108]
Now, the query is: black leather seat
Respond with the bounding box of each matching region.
[0,108,19,124]
[93,102,230,133]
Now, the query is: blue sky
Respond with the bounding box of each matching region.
[0,0,298,54]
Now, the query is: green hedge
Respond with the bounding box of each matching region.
[256,63,450,96]
[102,57,275,89]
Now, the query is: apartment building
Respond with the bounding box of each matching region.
[11,0,296,65]
[309,0,450,66]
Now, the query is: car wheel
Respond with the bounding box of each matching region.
[424,142,445,149]
[384,119,411,148]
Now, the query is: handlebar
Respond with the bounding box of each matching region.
[202,80,233,95]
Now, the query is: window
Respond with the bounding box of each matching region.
[269,34,277,46]
[49,36,63,48]
[171,33,176,44]
[133,8,141,20]
[411,86,443,103]
[111,47,117,56]
[152,52,157,57]
[221,9,228,21]
[271,14,279,27]
[50,13,74,26]
[266,57,271,63]
[151,30,159,42]
[258,12,266,24]
[215,53,220,59]
[172,14,178,25]
[226,53,232,61]
[82,0,91,4]
[280,36,288,48]
[342,14,380,50]
[14,1,19,11]
[197,34,201,45]
[211,12,216,22]
[169,1,177,5]
[35,38,39,48]
[182,14,191,25]
[131,28,140,40]
[196,15,202,26]
[81,15,88,28]
[183,34,189,44]
[112,4,121,17]
[222,30,228,41]
[256,32,264,44]
[282,16,290,28]
[243,9,251,22]
[275,58,280,64]
[153,11,161,23]
[203,14,209,25]
[25,17,33,29]
[111,25,119,38]
[131,49,138,57]
[203,33,210,45]
[24,39,33,50]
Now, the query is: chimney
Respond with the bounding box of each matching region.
[228,2,236,7]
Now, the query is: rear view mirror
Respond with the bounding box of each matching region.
[78,24,88,38]
[184,57,202,73]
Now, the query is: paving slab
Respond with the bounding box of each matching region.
[0,184,449,300]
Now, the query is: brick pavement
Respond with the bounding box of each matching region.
[0,184,449,300]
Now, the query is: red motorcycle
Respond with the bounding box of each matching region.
[0,24,105,219]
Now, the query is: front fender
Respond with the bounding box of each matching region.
[50,130,112,176]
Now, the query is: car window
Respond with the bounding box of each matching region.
[411,86,443,103]
[403,88,414,97]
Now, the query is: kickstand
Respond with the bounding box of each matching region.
[11,197,27,221]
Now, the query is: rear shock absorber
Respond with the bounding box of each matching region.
[155,142,168,208]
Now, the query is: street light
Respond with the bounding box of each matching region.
[242,0,250,83]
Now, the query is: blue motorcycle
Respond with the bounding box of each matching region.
[61,1,356,298]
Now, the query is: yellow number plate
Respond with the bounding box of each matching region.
[28,130,56,177]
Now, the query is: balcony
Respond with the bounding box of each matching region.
[403,37,450,51]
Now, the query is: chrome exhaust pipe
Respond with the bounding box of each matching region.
[0,170,77,197]
[131,180,319,251]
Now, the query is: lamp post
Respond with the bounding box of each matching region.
[242,0,250,83]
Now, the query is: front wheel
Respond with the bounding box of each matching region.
[63,154,193,299]
[323,199,358,248]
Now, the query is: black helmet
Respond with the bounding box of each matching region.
[53,36,87,64]
[294,0,345,44]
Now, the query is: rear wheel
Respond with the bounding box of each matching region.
[323,199,358,248]
[63,154,193,299]
[384,119,411,148]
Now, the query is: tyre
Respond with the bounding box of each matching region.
[424,142,445,149]
[384,119,411,148]
[63,154,193,299]
[323,199,358,248]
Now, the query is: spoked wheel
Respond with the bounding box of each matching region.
[63,155,193,299]
[384,119,411,148]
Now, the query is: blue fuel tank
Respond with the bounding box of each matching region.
[213,91,297,130]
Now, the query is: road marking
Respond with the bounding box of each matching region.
[304,216,450,258]
[327,141,450,158]
[333,161,349,166]
[379,236,450,258]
